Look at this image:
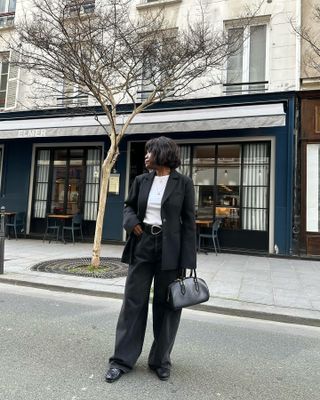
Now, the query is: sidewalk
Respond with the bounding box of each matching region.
[1,239,320,326]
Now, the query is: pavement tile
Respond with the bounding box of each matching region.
[243,272,271,282]
[237,292,274,306]
[240,280,273,290]
[272,279,303,290]
[273,288,313,309]
[209,281,241,298]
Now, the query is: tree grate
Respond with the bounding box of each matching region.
[31,257,128,279]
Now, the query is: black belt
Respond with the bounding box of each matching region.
[143,223,162,235]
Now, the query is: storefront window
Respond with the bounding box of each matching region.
[34,150,50,218]
[242,143,269,231]
[178,142,270,232]
[192,146,215,219]
[306,144,320,232]
[84,149,101,220]
[33,146,101,220]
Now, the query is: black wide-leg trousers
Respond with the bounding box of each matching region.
[109,231,182,372]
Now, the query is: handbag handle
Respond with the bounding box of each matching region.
[189,269,200,292]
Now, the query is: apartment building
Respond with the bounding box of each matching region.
[0,0,304,255]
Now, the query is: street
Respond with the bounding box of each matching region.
[0,283,319,400]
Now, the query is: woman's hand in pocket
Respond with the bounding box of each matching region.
[133,224,143,236]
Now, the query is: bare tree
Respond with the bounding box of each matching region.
[11,0,259,267]
[292,4,320,74]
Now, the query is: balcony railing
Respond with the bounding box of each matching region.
[57,93,89,107]
[223,81,269,95]
[0,12,15,28]
[66,0,95,15]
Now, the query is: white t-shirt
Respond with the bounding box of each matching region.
[143,175,170,225]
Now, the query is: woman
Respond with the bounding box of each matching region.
[105,136,197,383]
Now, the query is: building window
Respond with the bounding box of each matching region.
[306,144,320,232]
[139,33,176,101]
[0,0,16,27]
[0,145,3,192]
[84,149,101,220]
[66,0,95,15]
[241,143,269,231]
[178,142,270,232]
[57,80,88,107]
[32,147,101,221]
[33,150,50,218]
[224,22,268,94]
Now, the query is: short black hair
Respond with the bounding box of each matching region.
[145,137,181,169]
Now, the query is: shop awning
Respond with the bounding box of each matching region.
[0,102,286,139]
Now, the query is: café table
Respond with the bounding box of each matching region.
[46,214,74,243]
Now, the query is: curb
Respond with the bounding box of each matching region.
[1,276,320,327]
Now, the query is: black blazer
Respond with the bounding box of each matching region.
[121,170,197,270]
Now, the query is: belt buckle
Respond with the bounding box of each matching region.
[151,225,162,235]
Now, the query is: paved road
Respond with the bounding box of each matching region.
[0,283,319,400]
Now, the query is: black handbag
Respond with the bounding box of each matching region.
[167,270,210,311]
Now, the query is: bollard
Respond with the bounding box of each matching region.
[0,206,5,274]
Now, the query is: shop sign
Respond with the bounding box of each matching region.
[109,173,120,195]
[18,129,47,138]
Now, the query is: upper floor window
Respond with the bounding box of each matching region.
[137,0,182,8]
[57,79,89,107]
[0,0,16,27]
[225,21,268,94]
[139,32,176,101]
[66,0,95,16]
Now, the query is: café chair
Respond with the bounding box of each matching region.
[198,219,221,255]
[6,212,26,239]
[62,213,83,244]
[43,216,60,243]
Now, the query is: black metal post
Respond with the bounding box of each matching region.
[0,206,5,274]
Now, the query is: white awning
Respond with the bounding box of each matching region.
[0,103,286,139]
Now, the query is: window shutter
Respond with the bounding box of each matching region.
[5,50,20,109]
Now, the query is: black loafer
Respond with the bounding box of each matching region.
[105,368,123,383]
[155,367,170,381]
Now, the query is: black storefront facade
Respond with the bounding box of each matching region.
[0,91,296,255]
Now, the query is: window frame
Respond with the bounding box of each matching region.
[0,144,4,194]
[224,17,270,94]
[65,0,95,16]
[57,79,89,107]
[138,29,178,101]
[30,143,103,223]
[0,0,16,28]
[178,141,271,232]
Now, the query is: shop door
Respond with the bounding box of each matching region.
[50,148,84,215]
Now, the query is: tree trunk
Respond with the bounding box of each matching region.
[91,151,115,267]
